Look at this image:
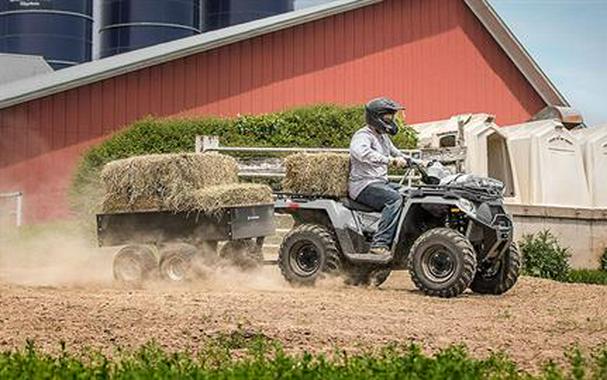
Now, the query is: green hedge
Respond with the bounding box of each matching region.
[70,104,417,214]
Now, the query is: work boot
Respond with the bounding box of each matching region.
[369,246,390,256]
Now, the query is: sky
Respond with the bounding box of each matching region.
[294,0,607,126]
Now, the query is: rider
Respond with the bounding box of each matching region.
[349,97,414,256]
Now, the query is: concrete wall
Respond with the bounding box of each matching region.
[507,204,607,269]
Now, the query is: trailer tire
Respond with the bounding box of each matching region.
[409,228,477,298]
[159,243,200,282]
[113,245,158,283]
[220,239,263,270]
[278,224,342,286]
[470,242,521,295]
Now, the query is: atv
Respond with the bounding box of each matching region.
[274,162,521,298]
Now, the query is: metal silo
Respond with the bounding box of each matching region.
[202,0,294,31]
[99,0,201,58]
[0,0,93,70]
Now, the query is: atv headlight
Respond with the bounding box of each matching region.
[458,199,476,215]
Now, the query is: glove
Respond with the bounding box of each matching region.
[389,156,408,168]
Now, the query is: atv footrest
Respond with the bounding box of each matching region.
[344,253,393,264]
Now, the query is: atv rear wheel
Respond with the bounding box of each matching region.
[220,239,264,270]
[470,242,521,295]
[409,228,477,298]
[113,245,158,283]
[159,243,200,282]
[278,224,342,286]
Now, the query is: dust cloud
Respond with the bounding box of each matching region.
[0,223,296,290]
[180,264,289,292]
[0,225,114,286]
[0,216,343,292]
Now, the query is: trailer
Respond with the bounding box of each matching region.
[97,204,275,282]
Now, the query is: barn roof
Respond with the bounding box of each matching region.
[0,0,568,110]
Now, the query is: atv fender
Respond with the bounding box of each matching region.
[275,197,370,256]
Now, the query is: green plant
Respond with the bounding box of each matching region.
[568,269,607,285]
[601,247,607,272]
[70,104,418,215]
[0,341,606,379]
[518,232,607,286]
[519,230,571,281]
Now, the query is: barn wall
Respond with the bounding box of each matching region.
[0,0,546,223]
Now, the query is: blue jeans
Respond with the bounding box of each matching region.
[355,182,403,249]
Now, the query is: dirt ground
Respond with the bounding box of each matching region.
[1,256,606,368]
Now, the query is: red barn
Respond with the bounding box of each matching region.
[0,0,568,224]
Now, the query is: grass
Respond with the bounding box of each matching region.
[567,269,607,286]
[0,334,606,380]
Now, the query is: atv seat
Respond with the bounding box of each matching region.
[341,198,377,213]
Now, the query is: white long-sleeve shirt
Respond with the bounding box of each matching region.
[348,126,405,199]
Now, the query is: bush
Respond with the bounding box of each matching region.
[519,230,571,281]
[70,104,418,215]
[519,231,607,286]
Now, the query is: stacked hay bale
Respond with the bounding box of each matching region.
[188,183,273,212]
[282,153,350,197]
[101,153,273,214]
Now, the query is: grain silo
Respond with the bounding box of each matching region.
[0,0,93,69]
[99,0,201,58]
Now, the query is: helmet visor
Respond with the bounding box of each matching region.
[380,113,396,123]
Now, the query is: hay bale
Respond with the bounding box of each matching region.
[101,153,238,212]
[187,183,274,214]
[101,194,163,213]
[282,153,350,197]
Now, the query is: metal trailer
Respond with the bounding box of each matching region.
[97,204,275,283]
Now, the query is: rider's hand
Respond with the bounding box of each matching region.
[389,156,408,168]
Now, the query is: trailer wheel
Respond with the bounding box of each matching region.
[470,242,521,295]
[409,228,477,298]
[113,245,158,283]
[159,243,200,282]
[278,224,342,286]
[220,239,263,270]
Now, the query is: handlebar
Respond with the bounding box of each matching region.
[399,160,441,186]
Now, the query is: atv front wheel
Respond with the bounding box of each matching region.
[409,228,477,298]
[278,224,342,286]
[470,242,521,295]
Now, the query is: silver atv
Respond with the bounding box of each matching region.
[275,162,521,298]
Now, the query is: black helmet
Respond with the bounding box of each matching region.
[365,97,405,135]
